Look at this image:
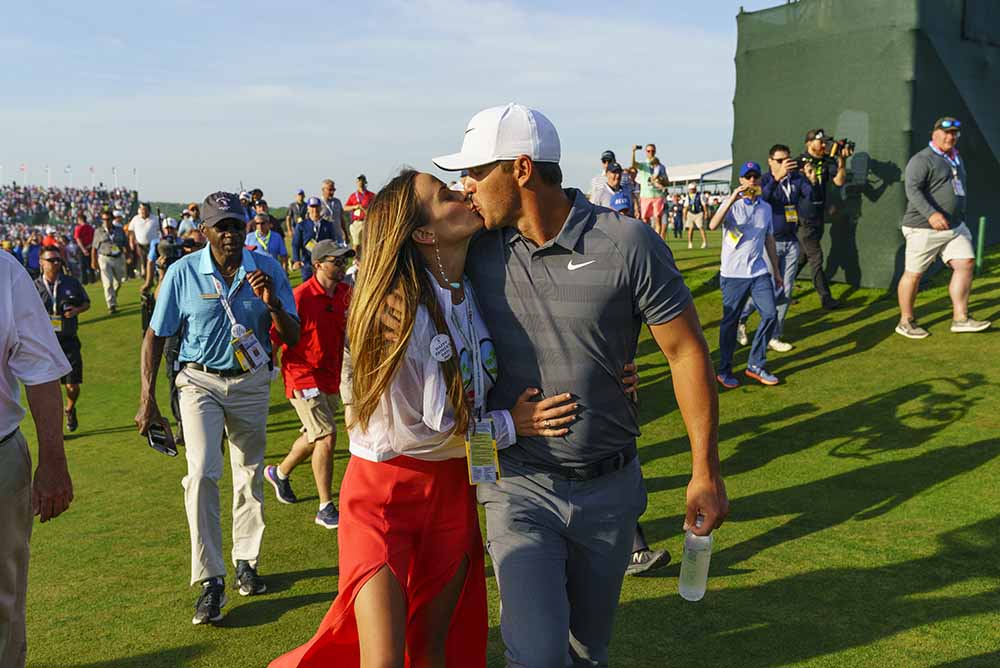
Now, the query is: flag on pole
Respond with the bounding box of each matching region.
[132,167,137,176]
[112,166,117,175]
[65,165,71,174]
[19,163,26,173]
[89,166,95,174]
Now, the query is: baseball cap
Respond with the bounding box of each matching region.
[739,161,762,177]
[201,192,248,228]
[306,196,322,207]
[687,182,697,190]
[45,226,56,235]
[239,191,250,200]
[600,150,616,163]
[606,162,623,175]
[357,174,367,182]
[433,103,561,171]
[934,116,961,131]
[311,239,355,262]
[610,190,632,213]
[296,188,305,196]
[805,128,826,142]
[163,217,178,229]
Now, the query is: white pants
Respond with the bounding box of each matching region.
[175,366,270,585]
[97,254,126,308]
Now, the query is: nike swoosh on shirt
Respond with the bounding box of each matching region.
[567,259,597,271]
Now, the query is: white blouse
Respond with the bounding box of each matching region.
[345,277,516,463]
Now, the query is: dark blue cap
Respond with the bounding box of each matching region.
[739,161,762,177]
[610,190,632,212]
[307,196,322,207]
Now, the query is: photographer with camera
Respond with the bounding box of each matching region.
[631,143,670,238]
[798,128,849,310]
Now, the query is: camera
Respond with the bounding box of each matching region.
[828,138,856,158]
[634,144,643,151]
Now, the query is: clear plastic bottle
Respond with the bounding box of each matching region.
[678,516,713,601]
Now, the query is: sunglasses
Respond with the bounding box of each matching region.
[213,221,246,234]
[939,119,961,129]
[42,257,62,264]
[320,256,348,267]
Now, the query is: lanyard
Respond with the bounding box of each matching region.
[780,177,793,201]
[211,275,247,338]
[448,288,484,417]
[255,230,271,250]
[44,277,60,315]
[928,142,961,183]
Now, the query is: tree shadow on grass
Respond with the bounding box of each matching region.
[931,651,1000,667]
[642,438,999,574]
[613,514,1000,668]
[38,643,208,668]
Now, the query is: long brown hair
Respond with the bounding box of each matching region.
[347,169,470,435]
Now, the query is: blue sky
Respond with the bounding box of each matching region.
[1,0,780,202]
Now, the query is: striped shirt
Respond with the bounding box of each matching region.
[466,189,692,469]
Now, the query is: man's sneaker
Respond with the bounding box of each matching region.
[768,339,794,352]
[895,318,929,339]
[822,297,841,310]
[264,465,297,504]
[315,505,340,529]
[716,372,740,389]
[736,322,749,347]
[235,560,266,596]
[700,242,707,249]
[745,365,779,386]
[951,317,991,333]
[625,548,671,576]
[65,407,78,433]
[687,242,693,249]
[192,577,226,625]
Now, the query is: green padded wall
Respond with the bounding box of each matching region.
[734,0,1000,288]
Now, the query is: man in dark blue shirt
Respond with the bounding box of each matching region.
[797,128,846,309]
[34,245,91,432]
[738,144,813,353]
[291,197,336,282]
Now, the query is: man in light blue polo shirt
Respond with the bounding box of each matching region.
[246,213,288,271]
[135,191,299,626]
[709,161,784,388]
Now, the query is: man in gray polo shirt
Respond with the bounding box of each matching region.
[434,104,729,668]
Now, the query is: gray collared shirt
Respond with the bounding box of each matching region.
[92,224,128,256]
[466,188,692,469]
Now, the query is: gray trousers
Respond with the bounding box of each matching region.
[478,455,647,668]
[175,366,270,585]
[0,431,31,668]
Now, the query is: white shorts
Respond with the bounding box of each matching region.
[902,222,975,274]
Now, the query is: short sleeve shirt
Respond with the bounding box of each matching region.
[92,224,128,256]
[34,274,89,340]
[466,189,692,469]
[129,215,160,245]
[246,231,287,261]
[345,190,375,221]
[150,247,298,370]
[720,197,773,279]
[275,278,351,397]
[636,161,668,199]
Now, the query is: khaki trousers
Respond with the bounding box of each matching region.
[0,431,31,668]
[175,366,270,585]
[97,254,126,309]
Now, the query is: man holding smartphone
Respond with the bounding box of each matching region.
[34,245,91,433]
[135,191,299,626]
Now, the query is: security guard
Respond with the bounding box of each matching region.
[135,191,300,626]
[291,197,335,282]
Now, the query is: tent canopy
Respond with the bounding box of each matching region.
[665,160,732,185]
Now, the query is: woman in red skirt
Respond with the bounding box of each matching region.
[269,170,578,668]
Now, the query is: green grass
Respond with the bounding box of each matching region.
[22,234,1000,668]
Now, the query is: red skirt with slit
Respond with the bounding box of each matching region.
[269,454,487,668]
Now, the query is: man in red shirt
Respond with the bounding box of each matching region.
[343,174,375,258]
[266,239,353,529]
[73,212,96,284]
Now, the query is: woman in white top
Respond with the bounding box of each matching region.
[270,170,579,668]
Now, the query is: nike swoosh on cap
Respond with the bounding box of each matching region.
[567,259,596,271]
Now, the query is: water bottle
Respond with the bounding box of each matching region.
[678,516,713,602]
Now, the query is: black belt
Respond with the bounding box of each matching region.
[183,362,249,378]
[528,448,636,482]
[0,427,19,447]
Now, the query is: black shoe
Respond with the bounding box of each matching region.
[822,297,841,310]
[65,408,78,433]
[625,548,672,576]
[192,577,227,625]
[235,560,266,596]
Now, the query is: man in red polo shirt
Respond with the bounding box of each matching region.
[343,174,375,257]
[73,212,96,284]
[266,239,353,529]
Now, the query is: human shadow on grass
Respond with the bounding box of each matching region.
[643,438,999,574]
[38,642,208,668]
[262,566,338,594]
[612,514,1000,668]
[220,590,334,628]
[65,424,137,440]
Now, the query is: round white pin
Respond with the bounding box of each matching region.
[430,334,453,362]
[231,324,246,338]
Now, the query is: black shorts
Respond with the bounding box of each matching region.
[59,338,83,385]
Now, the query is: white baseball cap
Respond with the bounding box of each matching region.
[433,103,561,171]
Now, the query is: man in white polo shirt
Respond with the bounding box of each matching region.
[0,251,75,668]
[129,203,160,279]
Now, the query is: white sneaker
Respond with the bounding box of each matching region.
[736,322,749,346]
[687,242,693,249]
[950,317,991,333]
[768,338,793,352]
[700,242,707,249]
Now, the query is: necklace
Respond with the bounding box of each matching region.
[434,241,461,290]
